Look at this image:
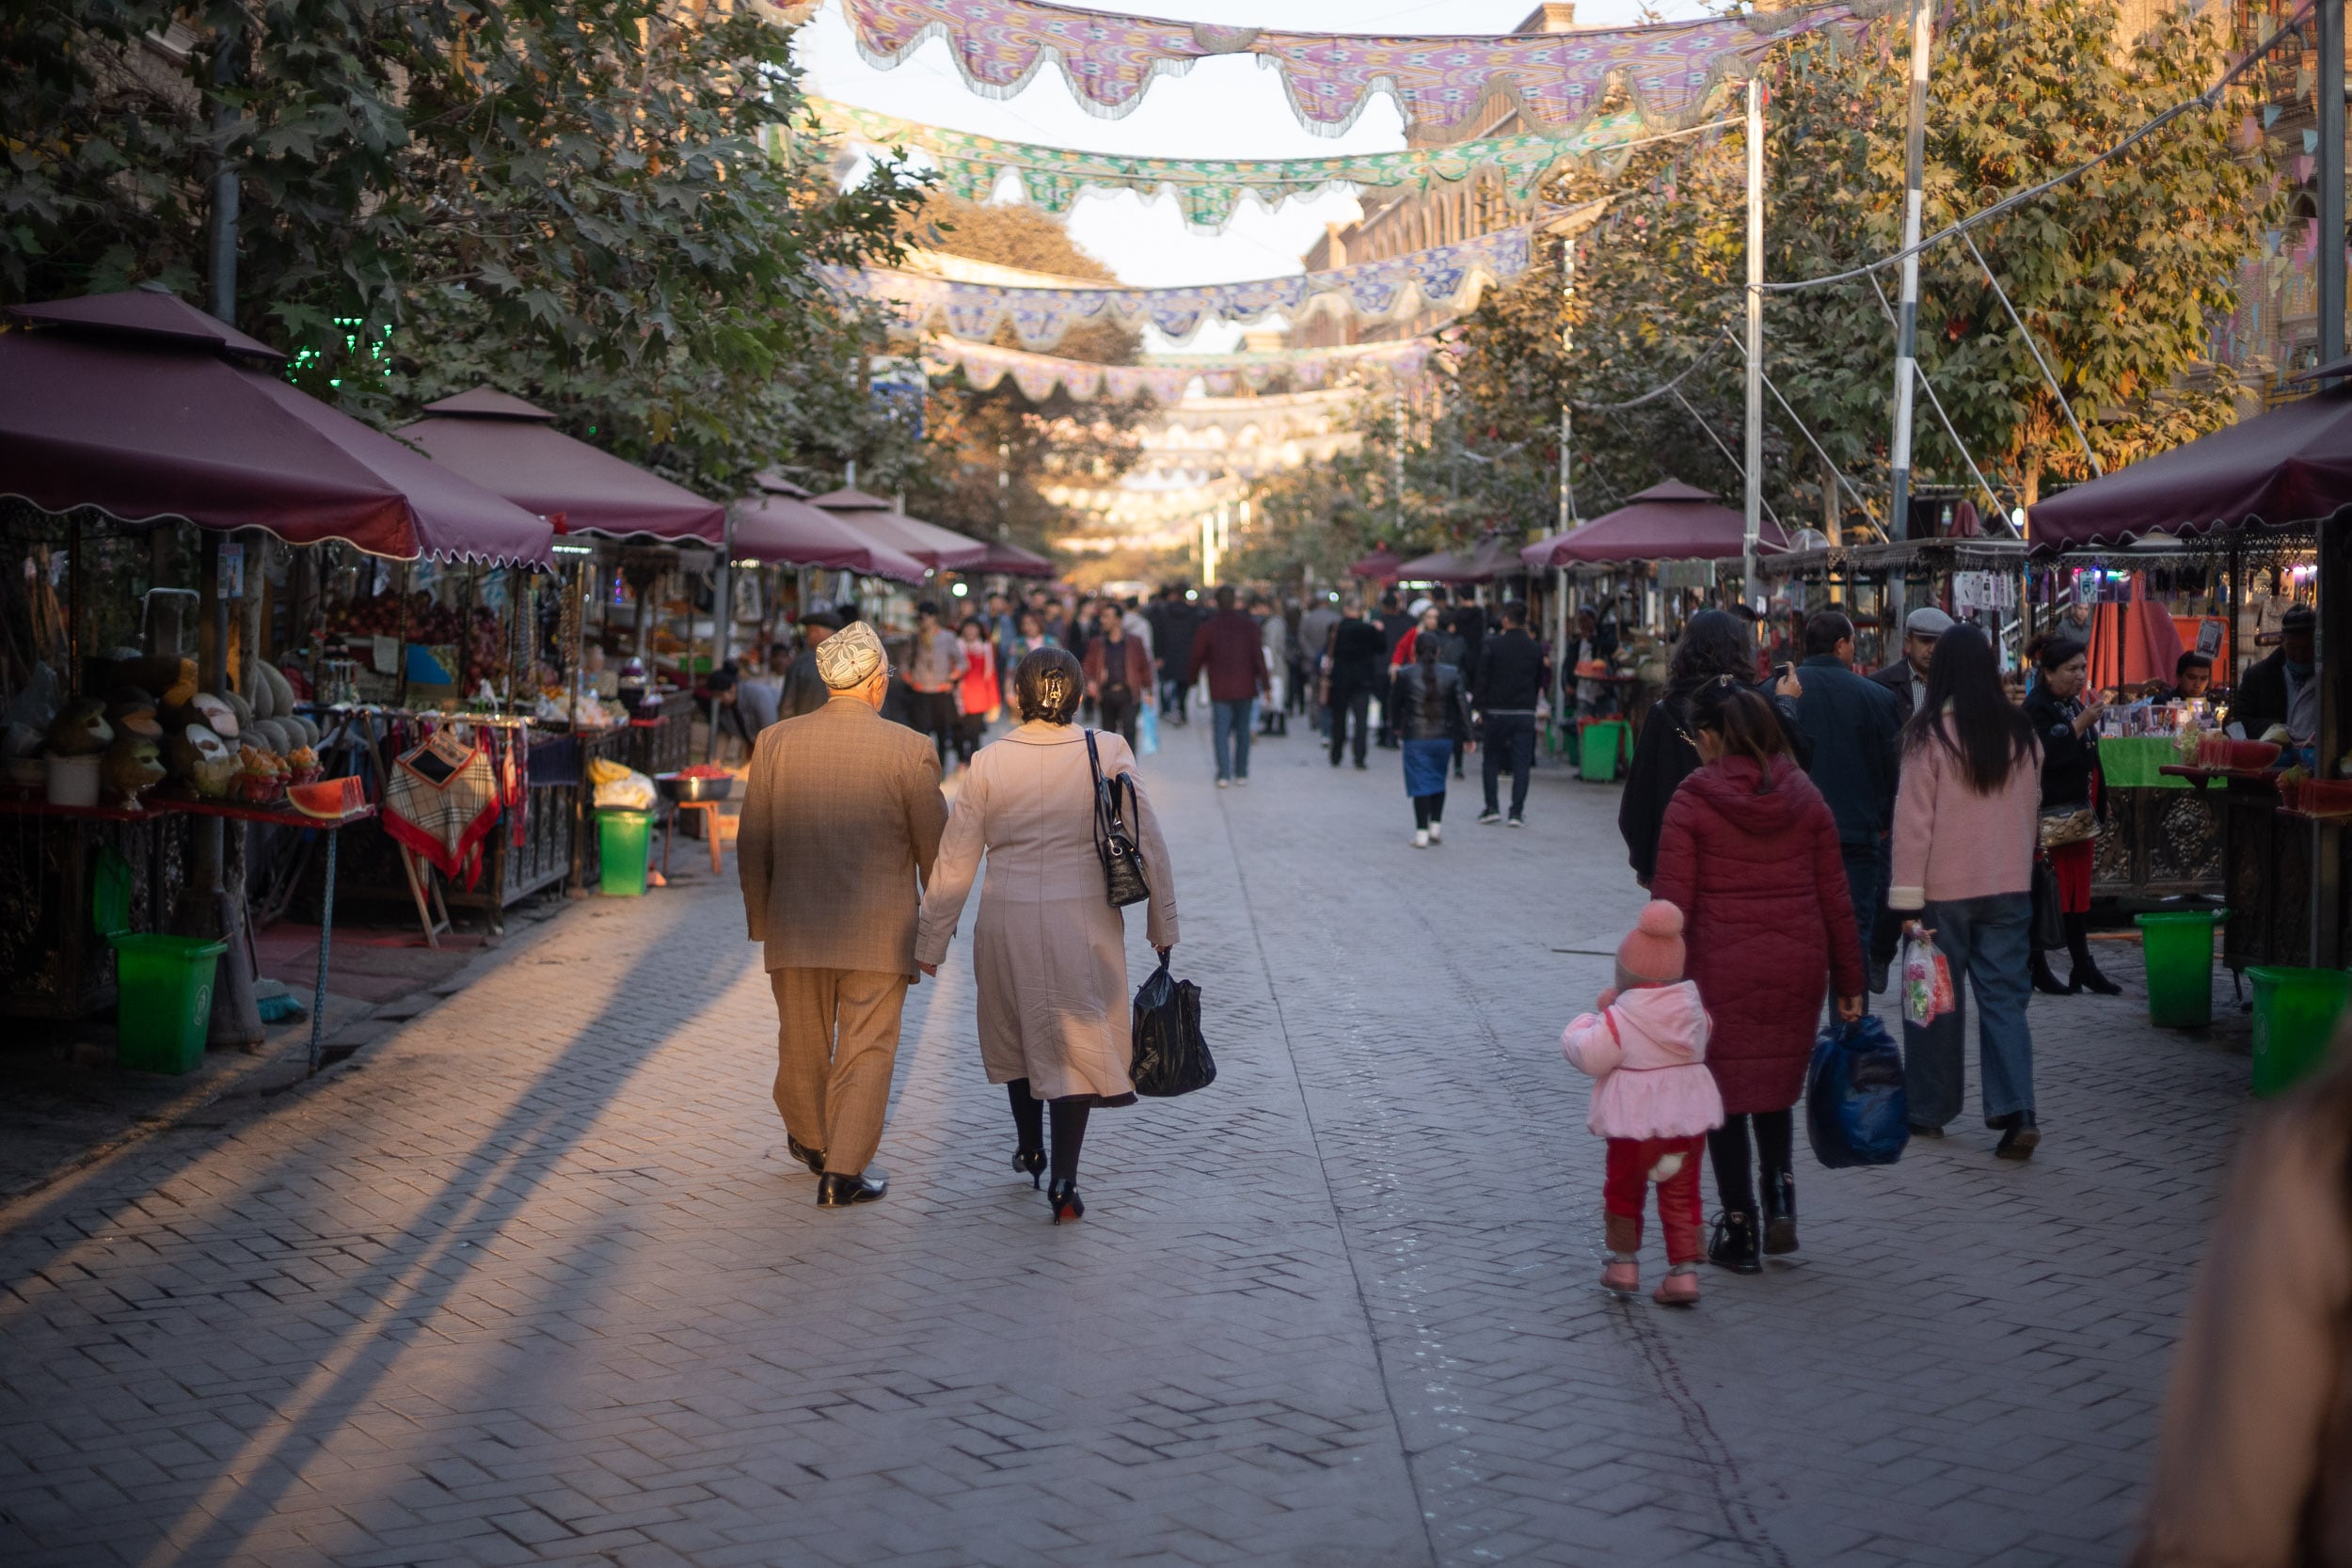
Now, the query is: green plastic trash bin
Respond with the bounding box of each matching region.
[2248,966,2352,1098]
[598,809,653,896]
[112,935,229,1074]
[88,844,225,1075]
[2135,909,2228,1028]
[1579,720,1629,784]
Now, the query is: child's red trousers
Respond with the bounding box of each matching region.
[1602,1134,1708,1264]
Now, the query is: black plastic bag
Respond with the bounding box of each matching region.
[1805,1015,1910,1168]
[1130,959,1216,1097]
[2030,861,2066,951]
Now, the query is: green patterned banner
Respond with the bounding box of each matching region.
[806,97,1655,232]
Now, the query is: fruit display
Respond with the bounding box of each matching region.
[326,594,504,684]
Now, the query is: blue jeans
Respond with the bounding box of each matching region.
[1901,893,2035,1128]
[1211,698,1256,780]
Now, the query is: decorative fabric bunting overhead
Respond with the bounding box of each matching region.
[776,0,1867,136]
[822,227,1532,351]
[806,97,1649,230]
[920,335,1446,404]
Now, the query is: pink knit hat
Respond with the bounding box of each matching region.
[1615,900,1687,987]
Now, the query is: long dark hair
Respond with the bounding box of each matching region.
[1686,675,1788,789]
[1415,628,1444,728]
[1667,610,1755,692]
[1903,623,2036,792]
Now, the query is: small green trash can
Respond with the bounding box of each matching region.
[598,809,653,897]
[1579,720,1629,784]
[2135,909,2228,1028]
[112,934,229,1074]
[2248,965,2352,1097]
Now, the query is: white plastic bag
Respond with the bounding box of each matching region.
[1899,928,1956,1028]
[592,765,657,810]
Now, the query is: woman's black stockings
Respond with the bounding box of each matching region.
[1008,1079,1091,1183]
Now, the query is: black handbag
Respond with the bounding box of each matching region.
[1131,958,1216,1097]
[1085,729,1151,908]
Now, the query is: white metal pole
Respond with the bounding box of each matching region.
[1742,75,1765,605]
[1887,0,1935,545]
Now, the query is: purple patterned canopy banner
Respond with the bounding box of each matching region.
[920,335,1448,403]
[824,227,1532,350]
[779,0,1869,135]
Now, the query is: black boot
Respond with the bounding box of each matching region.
[1760,1167,1798,1256]
[2031,948,2074,995]
[1708,1209,1763,1274]
[2064,913,2122,995]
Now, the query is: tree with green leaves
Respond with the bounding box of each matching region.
[1442,0,2278,530]
[2,0,930,497]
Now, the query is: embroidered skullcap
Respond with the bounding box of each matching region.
[815,620,886,689]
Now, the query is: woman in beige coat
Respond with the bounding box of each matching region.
[917,647,1179,1222]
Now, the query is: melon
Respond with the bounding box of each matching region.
[262,662,297,720]
[242,659,276,721]
[287,775,364,819]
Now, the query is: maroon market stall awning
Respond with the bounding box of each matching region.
[394,388,727,543]
[979,538,1057,578]
[731,480,927,581]
[1349,546,1405,578]
[808,488,990,570]
[1397,532,1528,583]
[2026,387,2352,551]
[1522,479,1788,566]
[0,291,554,566]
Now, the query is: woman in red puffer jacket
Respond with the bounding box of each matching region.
[1649,675,1864,1275]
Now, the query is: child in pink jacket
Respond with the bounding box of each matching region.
[1561,900,1724,1307]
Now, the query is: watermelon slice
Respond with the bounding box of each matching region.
[287,776,365,819]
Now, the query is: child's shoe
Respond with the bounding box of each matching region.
[1599,1254,1640,1297]
[1653,1263,1700,1307]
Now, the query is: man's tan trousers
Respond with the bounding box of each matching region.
[768,967,908,1176]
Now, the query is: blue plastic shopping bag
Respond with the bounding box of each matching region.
[1136,703,1160,756]
[1804,1015,1911,1168]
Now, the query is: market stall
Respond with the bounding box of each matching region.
[389,387,735,902]
[2029,381,2352,967]
[0,289,552,1052]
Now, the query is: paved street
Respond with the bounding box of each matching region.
[0,716,2253,1567]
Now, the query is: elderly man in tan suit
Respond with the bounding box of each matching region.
[739,621,947,1208]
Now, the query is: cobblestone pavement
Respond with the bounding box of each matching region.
[0,715,2252,1566]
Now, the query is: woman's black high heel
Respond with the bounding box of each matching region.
[1046,1178,1084,1223]
[1013,1148,1047,1189]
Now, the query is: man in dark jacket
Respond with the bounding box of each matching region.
[1793,610,1902,986]
[1148,585,1200,726]
[778,610,843,721]
[1326,597,1388,769]
[1448,589,1487,676]
[1868,606,1950,724]
[1471,601,1547,826]
[1375,591,1414,748]
[1187,584,1271,787]
[2233,602,2314,740]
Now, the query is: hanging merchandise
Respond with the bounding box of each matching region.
[806,98,1649,230]
[381,727,503,891]
[776,0,1866,136]
[823,227,1535,352]
[922,334,1447,404]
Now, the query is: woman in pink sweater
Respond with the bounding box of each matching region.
[1886,625,2044,1158]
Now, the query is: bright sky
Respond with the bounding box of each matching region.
[792,0,1715,349]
